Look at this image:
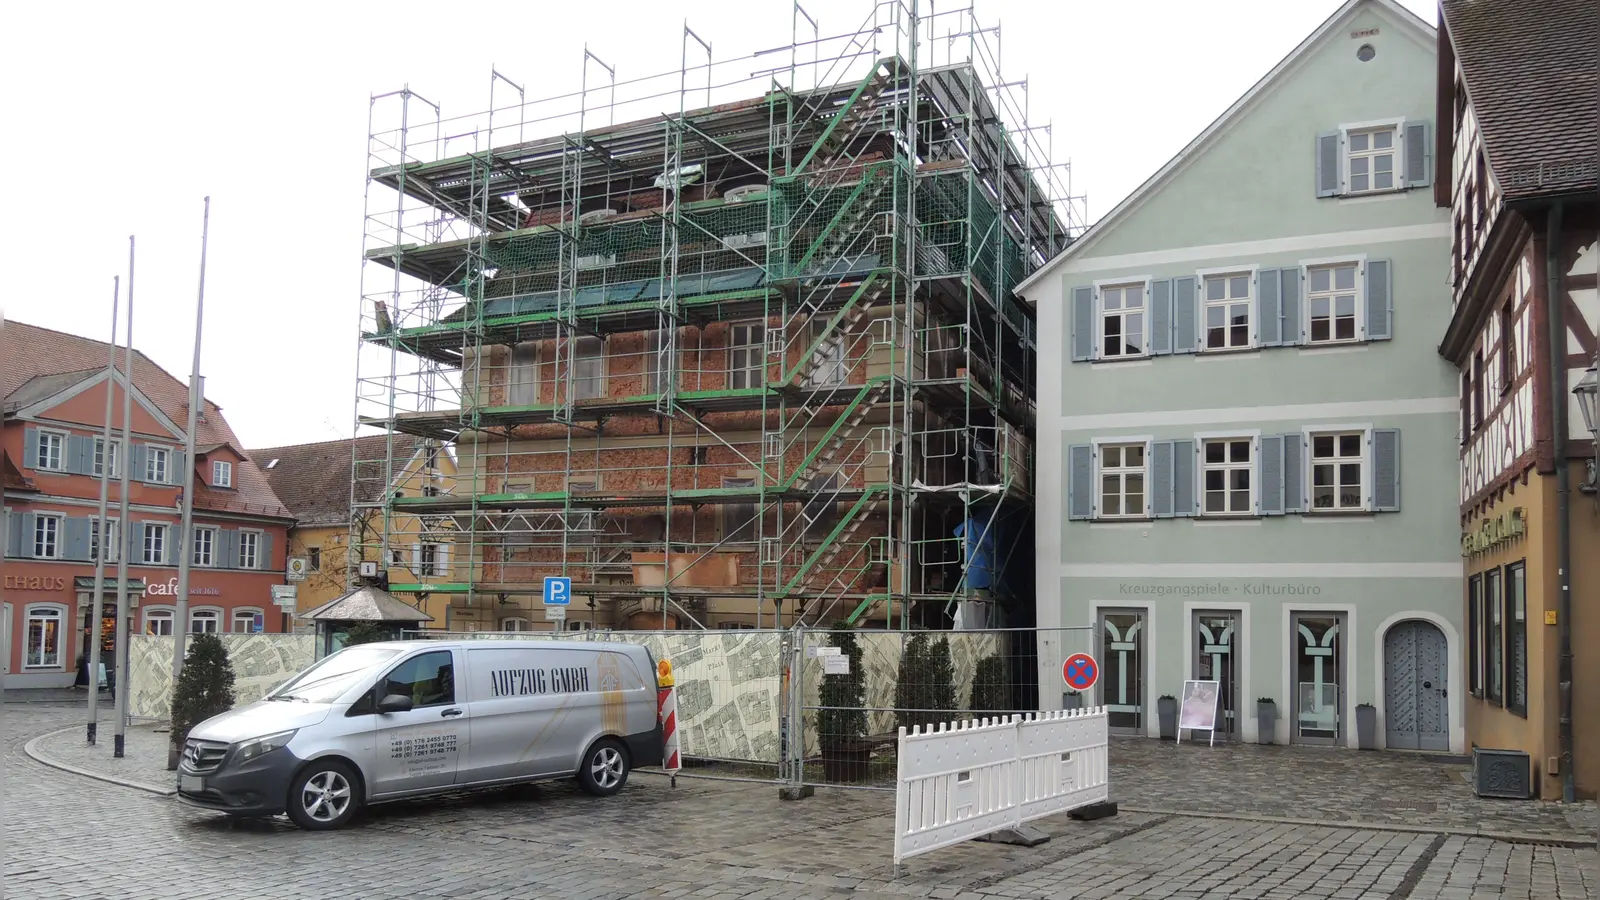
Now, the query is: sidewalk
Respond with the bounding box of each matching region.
[25,721,175,795]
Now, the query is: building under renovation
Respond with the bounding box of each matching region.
[353,4,1079,632]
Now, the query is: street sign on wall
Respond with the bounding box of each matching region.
[286,558,308,582]
[271,584,298,610]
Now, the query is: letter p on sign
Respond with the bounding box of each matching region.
[543,576,572,606]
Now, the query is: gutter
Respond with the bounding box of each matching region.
[1545,201,1575,804]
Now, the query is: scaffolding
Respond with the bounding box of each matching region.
[352,1,1083,633]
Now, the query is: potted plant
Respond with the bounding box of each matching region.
[1157,694,1178,741]
[1256,698,1278,745]
[1355,702,1378,750]
[817,625,870,782]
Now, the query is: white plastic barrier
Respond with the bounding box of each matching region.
[893,707,1110,865]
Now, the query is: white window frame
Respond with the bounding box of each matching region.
[1091,437,1153,520]
[231,607,265,634]
[35,429,67,472]
[729,321,765,389]
[93,437,121,478]
[143,522,169,565]
[23,603,67,669]
[1195,265,1259,352]
[192,526,216,567]
[188,606,223,634]
[142,606,176,636]
[1093,276,1153,361]
[212,460,233,488]
[89,516,121,564]
[237,530,261,570]
[573,336,606,400]
[33,513,63,559]
[1301,424,1374,514]
[145,444,172,484]
[500,617,531,632]
[1340,117,1405,195]
[1195,431,1260,518]
[1299,255,1367,345]
[509,341,540,406]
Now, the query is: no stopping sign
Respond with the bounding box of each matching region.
[1062,652,1099,691]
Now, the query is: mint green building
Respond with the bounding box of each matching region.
[1018,0,1463,751]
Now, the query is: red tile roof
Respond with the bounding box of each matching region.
[1,319,291,520]
[1442,0,1600,201]
[249,434,421,528]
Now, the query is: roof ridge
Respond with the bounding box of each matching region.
[249,433,417,456]
[4,319,221,412]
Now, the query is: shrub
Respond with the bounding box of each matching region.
[969,654,1010,714]
[816,625,867,748]
[895,633,958,733]
[169,633,237,749]
[341,622,390,646]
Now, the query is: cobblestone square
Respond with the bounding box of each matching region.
[8,702,1599,898]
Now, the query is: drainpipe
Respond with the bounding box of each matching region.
[1545,200,1575,804]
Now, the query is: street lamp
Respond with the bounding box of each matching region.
[1574,364,1599,491]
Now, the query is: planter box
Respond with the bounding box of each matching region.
[1157,699,1177,741]
[1473,748,1532,799]
[1355,706,1378,751]
[1256,703,1277,745]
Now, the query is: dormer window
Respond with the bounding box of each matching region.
[212,460,233,488]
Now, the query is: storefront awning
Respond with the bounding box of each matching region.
[73,576,147,593]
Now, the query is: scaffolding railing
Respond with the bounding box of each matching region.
[353,0,1077,631]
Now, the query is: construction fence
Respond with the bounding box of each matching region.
[125,625,1094,793]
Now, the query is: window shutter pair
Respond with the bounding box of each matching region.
[1315,122,1431,197]
[1257,269,1300,347]
[1066,441,1196,519]
[1150,440,1195,518]
[22,429,39,469]
[219,529,240,569]
[66,436,94,475]
[1070,278,1198,359]
[131,445,148,483]
[260,532,275,571]
[1254,430,1400,514]
[1152,278,1201,356]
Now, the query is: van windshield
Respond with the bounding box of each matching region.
[268,645,404,704]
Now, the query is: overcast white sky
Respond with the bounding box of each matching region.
[0,0,1435,448]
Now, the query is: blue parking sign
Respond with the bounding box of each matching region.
[543,576,572,606]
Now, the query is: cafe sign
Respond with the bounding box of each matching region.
[1461,507,1526,557]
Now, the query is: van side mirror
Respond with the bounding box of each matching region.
[377,693,414,714]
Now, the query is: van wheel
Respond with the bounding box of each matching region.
[287,760,360,830]
[577,739,630,797]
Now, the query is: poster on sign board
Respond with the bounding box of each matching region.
[1177,679,1220,746]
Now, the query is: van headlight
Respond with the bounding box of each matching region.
[234,730,298,763]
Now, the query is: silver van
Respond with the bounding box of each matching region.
[176,639,664,830]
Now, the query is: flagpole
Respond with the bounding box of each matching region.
[112,237,136,758]
[168,197,209,770]
[86,276,119,744]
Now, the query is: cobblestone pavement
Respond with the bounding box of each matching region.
[8,703,1598,899]
[1109,737,1599,839]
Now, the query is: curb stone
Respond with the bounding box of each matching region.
[23,725,176,797]
[1117,804,1597,848]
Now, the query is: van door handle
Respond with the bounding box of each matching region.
[440,708,464,718]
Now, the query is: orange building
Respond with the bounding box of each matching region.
[1,320,293,688]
